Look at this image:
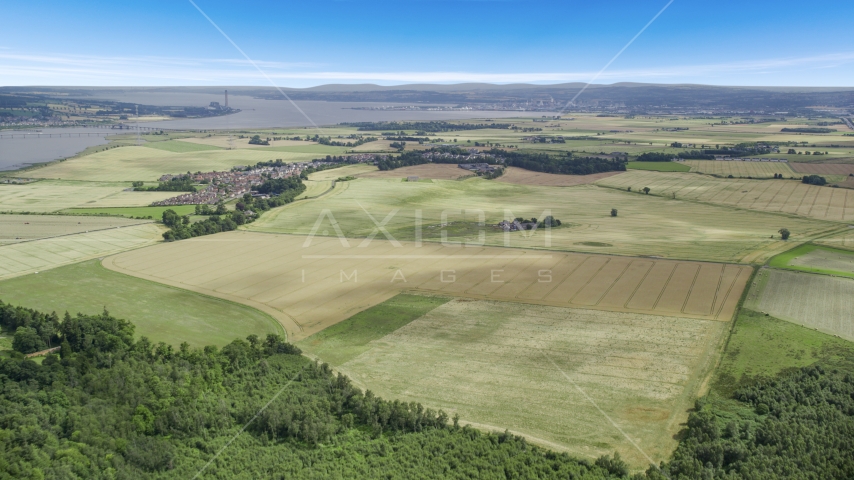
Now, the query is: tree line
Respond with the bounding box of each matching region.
[134,175,197,192]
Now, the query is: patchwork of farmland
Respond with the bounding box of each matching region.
[749,269,854,341]
[495,167,625,186]
[683,160,795,178]
[105,232,752,340]
[0,223,164,279]
[0,214,147,244]
[245,177,836,263]
[597,170,854,222]
[30,145,326,181]
[311,298,728,467]
[0,180,166,212]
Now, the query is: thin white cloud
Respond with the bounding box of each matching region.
[1,51,853,86]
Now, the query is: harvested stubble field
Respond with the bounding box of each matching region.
[105,232,751,341]
[597,170,854,223]
[0,223,163,279]
[788,163,854,175]
[0,180,168,212]
[29,146,325,181]
[246,177,834,263]
[683,160,795,178]
[356,164,470,180]
[495,167,624,186]
[0,214,147,244]
[0,260,282,348]
[747,269,854,341]
[309,297,729,468]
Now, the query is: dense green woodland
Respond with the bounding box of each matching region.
[374,148,626,175]
[0,301,631,479]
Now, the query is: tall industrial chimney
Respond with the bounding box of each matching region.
[225,90,228,109]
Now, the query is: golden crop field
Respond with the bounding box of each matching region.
[327,298,728,468]
[683,160,795,178]
[105,232,751,341]
[356,163,471,180]
[597,170,854,223]
[0,214,148,244]
[747,269,854,341]
[245,177,836,263]
[496,167,625,186]
[0,180,165,212]
[29,145,327,181]
[308,164,377,181]
[0,223,164,279]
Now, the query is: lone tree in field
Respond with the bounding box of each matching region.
[611,208,618,217]
[779,228,791,240]
[643,187,651,195]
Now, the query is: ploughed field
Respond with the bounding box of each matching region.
[788,163,854,175]
[302,297,729,468]
[105,231,752,340]
[597,170,854,223]
[244,177,834,263]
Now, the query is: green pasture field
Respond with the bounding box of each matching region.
[712,308,854,397]
[767,243,854,278]
[745,268,854,341]
[303,295,728,468]
[299,180,334,199]
[0,180,172,212]
[627,161,691,172]
[298,293,450,366]
[246,177,836,263]
[62,204,198,219]
[0,260,282,347]
[596,170,854,224]
[143,139,223,153]
[0,223,164,279]
[29,145,327,181]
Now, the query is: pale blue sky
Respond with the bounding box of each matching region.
[1,0,852,87]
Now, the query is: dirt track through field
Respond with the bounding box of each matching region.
[105,231,752,340]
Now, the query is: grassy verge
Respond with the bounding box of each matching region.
[712,308,854,398]
[61,204,197,219]
[767,243,854,278]
[0,259,283,347]
[297,293,450,365]
[627,161,691,172]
